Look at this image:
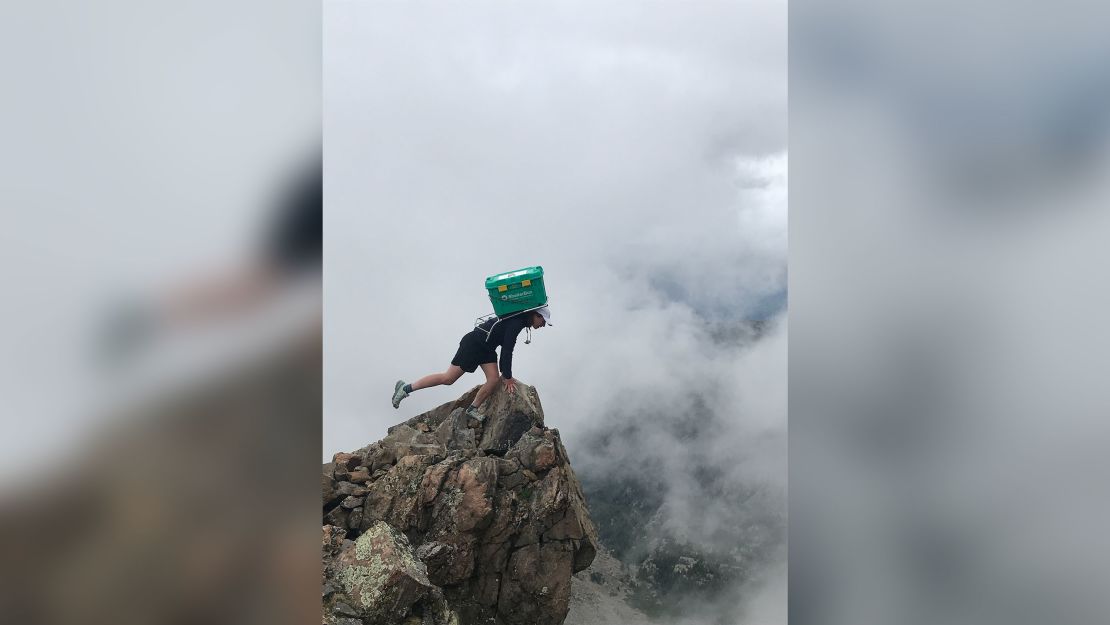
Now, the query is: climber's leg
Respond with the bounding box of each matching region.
[411,365,465,391]
[471,363,500,409]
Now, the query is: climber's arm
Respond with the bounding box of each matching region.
[498,316,528,392]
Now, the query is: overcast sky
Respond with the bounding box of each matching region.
[323,1,786,457]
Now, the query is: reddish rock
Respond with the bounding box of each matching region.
[322,525,347,556]
[496,458,520,475]
[336,482,369,498]
[347,507,363,531]
[332,452,362,471]
[497,542,574,625]
[324,505,350,529]
[417,538,476,586]
[361,455,435,532]
[450,458,497,533]
[419,462,453,505]
[322,384,595,625]
[531,442,557,473]
[323,463,338,506]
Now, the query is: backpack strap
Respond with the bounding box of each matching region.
[474,308,534,343]
[474,313,499,342]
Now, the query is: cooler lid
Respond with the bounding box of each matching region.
[485,266,544,287]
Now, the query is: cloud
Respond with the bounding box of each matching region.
[789,4,1110,623]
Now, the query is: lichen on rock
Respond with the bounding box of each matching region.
[322,383,596,625]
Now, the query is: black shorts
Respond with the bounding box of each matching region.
[451,332,497,373]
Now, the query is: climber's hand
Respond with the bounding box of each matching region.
[502,377,516,395]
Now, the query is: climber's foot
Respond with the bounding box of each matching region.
[392,380,409,409]
[465,406,485,428]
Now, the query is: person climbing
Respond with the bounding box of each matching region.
[391,305,552,422]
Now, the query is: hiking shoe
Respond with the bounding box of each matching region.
[464,406,485,426]
[392,380,409,409]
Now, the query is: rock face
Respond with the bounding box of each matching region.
[322,384,598,625]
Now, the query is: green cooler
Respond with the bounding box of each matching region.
[485,266,547,317]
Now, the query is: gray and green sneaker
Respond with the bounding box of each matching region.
[392,380,409,409]
[464,405,485,426]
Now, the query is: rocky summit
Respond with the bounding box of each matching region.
[322,383,599,625]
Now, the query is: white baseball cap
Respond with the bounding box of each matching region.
[536,305,553,326]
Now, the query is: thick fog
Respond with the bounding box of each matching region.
[792,1,1110,623]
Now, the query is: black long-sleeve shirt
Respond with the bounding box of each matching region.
[471,313,530,379]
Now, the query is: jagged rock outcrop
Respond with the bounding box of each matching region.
[323,383,598,625]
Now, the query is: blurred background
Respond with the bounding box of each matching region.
[0,1,321,624]
[791,1,1110,624]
